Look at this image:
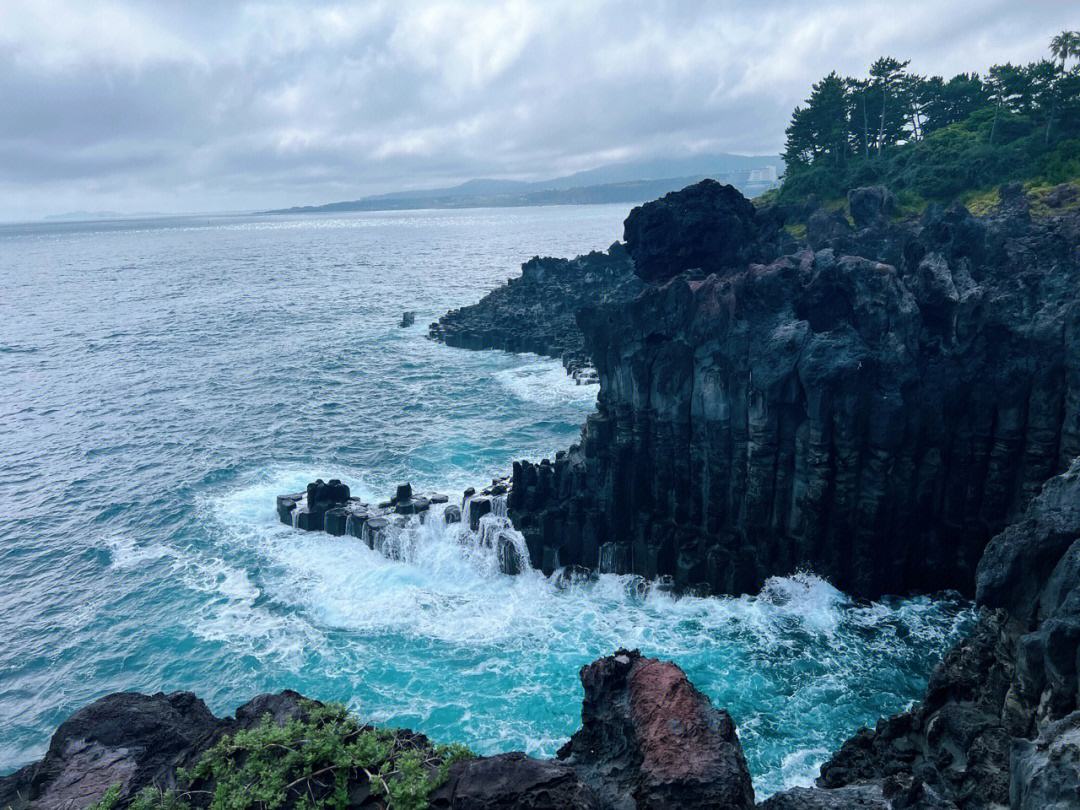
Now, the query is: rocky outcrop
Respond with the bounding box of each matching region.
[429,244,644,379]
[788,459,1080,809]
[508,182,1080,598]
[557,649,754,809]
[276,479,526,575]
[0,652,753,810]
[622,179,783,282]
[0,691,310,810]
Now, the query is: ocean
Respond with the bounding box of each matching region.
[0,205,971,797]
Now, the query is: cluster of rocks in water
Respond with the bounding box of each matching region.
[11,178,1080,807]
[428,244,644,384]
[275,477,526,575]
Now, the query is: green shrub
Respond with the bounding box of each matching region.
[187,703,470,810]
[107,702,472,810]
[89,784,123,810]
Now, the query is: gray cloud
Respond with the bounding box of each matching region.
[0,0,1071,220]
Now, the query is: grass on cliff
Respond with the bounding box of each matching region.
[89,702,472,810]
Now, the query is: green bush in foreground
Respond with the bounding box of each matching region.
[92,702,472,810]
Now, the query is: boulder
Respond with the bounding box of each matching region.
[623,180,762,282]
[558,649,754,809]
[847,186,895,228]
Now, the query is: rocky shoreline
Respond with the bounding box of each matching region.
[0,650,757,809]
[428,243,644,382]
[4,457,1077,807]
[7,180,1079,808]
[508,182,1080,600]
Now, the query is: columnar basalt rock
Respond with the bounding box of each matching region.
[785,459,1080,809]
[276,479,524,575]
[509,182,1080,599]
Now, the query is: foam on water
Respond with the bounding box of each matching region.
[185,470,973,796]
[0,206,972,800]
[494,358,599,407]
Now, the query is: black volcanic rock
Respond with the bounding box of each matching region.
[558,649,754,809]
[807,459,1080,809]
[509,185,1080,599]
[1,654,753,810]
[847,186,895,228]
[0,692,221,809]
[430,753,599,809]
[622,179,767,282]
[429,243,644,376]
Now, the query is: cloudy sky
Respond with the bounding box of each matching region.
[0,0,1071,220]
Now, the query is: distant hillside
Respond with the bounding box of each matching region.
[265,153,782,215]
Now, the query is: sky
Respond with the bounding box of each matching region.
[0,0,1072,220]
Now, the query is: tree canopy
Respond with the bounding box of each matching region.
[778,30,1080,204]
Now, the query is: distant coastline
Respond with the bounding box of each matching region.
[264,153,782,215]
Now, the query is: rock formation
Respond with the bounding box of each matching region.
[508,181,1080,598]
[557,649,754,809]
[0,691,305,810]
[0,652,755,810]
[429,244,644,380]
[767,457,1080,809]
[276,479,524,576]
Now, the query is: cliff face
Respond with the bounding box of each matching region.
[806,458,1080,809]
[510,181,1080,598]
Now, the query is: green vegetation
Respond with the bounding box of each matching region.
[778,31,1080,205]
[90,703,472,810]
[89,784,123,810]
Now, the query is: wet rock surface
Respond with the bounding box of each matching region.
[276,478,527,576]
[1,653,752,810]
[428,242,644,379]
[558,649,755,810]
[508,181,1080,599]
[798,460,1080,809]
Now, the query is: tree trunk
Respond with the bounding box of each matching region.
[877,87,887,158]
[862,96,869,159]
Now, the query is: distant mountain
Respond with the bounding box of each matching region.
[265,153,782,215]
[538,154,783,190]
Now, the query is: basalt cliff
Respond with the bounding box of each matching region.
[507,181,1080,600]
[7,180,1080,809]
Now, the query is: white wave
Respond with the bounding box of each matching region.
[190,467,973,797]
[494,358,598,406]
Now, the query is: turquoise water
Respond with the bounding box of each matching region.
[0,206,972,797]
